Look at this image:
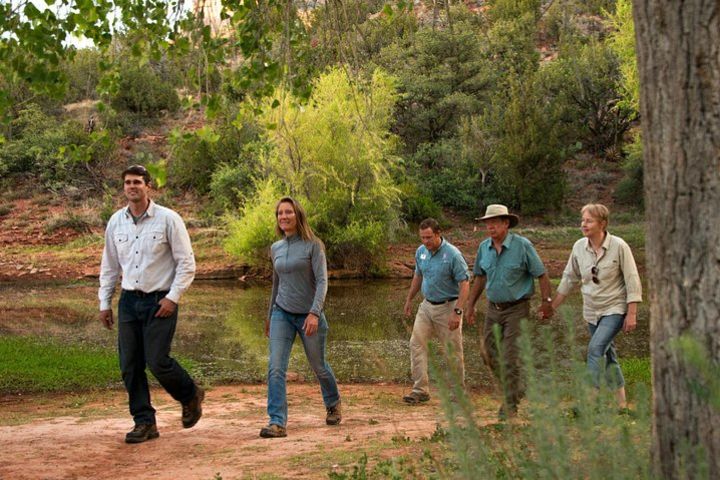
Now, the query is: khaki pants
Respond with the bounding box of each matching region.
[409,299,465,395]
[483,300,529,411]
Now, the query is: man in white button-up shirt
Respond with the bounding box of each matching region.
[99,165,204,444]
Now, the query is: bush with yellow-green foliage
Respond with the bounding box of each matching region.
[225,67,401,273]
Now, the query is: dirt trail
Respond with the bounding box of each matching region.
[0,384,497,479]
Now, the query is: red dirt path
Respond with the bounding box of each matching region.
[0,384,498,479]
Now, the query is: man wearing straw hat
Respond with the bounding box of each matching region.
[465,204,552,420]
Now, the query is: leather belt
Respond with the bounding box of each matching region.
[427,297,458,305]
[122,289,169,298]
[489,298,529,311]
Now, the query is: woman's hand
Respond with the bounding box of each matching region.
[623,312,637,333]
[303,313,319,336]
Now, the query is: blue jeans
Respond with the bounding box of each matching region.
[587,314,625,390]
[118,290,197,425]
[267,305,340,427]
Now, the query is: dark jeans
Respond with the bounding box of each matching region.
[483,300,529,411]
[118,290,196,425]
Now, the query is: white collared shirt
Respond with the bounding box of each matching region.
[557,233,642,324]
[98,201,195,310]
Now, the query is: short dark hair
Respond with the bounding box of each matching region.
[419,218,441,233]
[122,164,151,185]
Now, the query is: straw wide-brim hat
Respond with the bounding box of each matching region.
[477,204,519,228]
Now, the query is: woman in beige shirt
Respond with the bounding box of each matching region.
[550,204,642,409]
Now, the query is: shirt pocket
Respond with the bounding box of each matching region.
[114,233,130,260]
[502,258,526,284]
[147,230,167,255]
[599,259,621,283]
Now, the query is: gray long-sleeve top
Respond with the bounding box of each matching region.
[268,234,328,319]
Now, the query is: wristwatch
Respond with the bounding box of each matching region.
[453,307,463,315]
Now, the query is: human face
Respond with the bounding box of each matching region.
[484,217,510,242]
[419,227,442,252]
[123,174,150,205]
[277,201,298,235]
[581,213,606,238]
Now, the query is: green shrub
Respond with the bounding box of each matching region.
[62,48,101,103]
[615,132,643,208]
[398,182,442,223]
[224,178,280,265]
[240,67,401,272]
[43,213,95,234]
[169,106,262,194]
[494,79,567,215]
[110,65,179,116]
[541,40,634,153]
[412,139,482,213]
[208,162,256,212]
[432,318,651,479]
[0,105,116,189]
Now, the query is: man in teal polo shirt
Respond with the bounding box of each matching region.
[466,204,552,419]
[402,218,470,404]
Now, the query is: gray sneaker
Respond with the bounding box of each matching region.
[326,401,342,425]
[403,391,430,404]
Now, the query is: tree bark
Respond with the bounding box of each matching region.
[633,1,720,478]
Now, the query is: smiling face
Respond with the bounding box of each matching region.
[276,201,298,236]
[483,217,510,242]
[419,227,442,252]
[581,212,606,238]
[123,173,150,206]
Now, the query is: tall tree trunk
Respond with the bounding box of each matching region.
[633,1,720,478]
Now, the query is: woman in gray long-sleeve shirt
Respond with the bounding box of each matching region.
[259,196,342,439]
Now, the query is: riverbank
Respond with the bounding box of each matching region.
[0,383,498,479]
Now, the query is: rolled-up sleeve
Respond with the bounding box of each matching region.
[166,213,196,304]
[98,219,121,311]
[557,251,581,296]
[620,241,642,303]
[309,242,328,316]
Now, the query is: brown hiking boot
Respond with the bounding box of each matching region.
[125,423,159,444]
[259,424,287,438]
[403,391,430,404]
[326,401,342,425]
[182,385,205,428]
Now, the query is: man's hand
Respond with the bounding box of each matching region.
[155,298,177,318]
[99,309,114,330]
[466,308,476,326]
[265,318,270,338]
[448,312,461,331]
[623,312,637,333]
[303,313,319,336]
[538,302,554,321]
[403,300,413,317]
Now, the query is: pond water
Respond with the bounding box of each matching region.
[0,279,650,388]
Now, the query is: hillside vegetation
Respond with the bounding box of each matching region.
[0,0,643,275]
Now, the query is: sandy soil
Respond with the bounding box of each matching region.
[0,384,498,480]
